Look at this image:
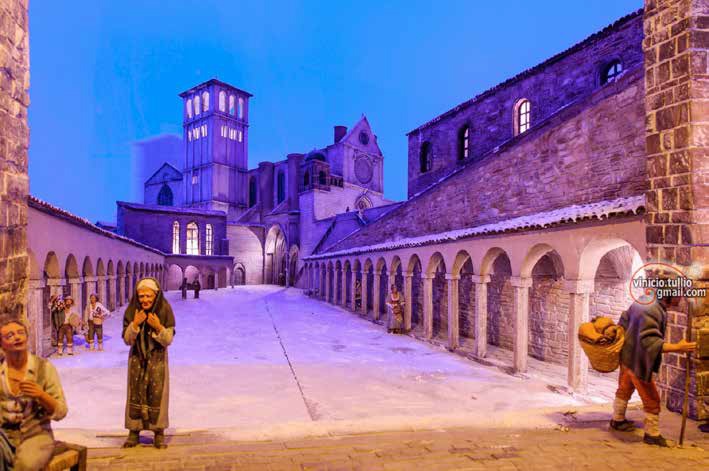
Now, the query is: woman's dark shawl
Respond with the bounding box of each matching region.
[122,278,176,361]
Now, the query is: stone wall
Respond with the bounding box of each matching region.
[330,68,647,253]
[227,224,264,284]
[0,0,29,322]
[643,0,709,420]
[407,10,644,198]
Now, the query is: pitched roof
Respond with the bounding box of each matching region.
[117,201,227,217]
[145,162,182,186]
[179,78,253,98]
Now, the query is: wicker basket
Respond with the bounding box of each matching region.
[578,328,625,373]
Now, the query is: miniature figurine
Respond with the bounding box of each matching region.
[385,285,405,334]
[193,278,200,299]
[121,277,176,449]
[84,293,110,351]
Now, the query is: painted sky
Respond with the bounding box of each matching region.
[28,0,641,223]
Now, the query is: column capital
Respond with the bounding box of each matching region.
[67,277,82,284]
[108,275,117,280]
[403,271,414,278]
[422,274,435,281]
[564,279,595,294]
[373,270,382,276]
[509,276,533,288]
[445,274,460,281]
[83,276,97,282]
[29,280,45,289]
[46,278,64,287]
[471,274,491,284]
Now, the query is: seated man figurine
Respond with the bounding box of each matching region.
[0,316,68,470]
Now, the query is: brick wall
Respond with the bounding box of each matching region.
[330,68,647,253]
[643,0,709,420]
[0,0,29,322]
[407,11,644,198]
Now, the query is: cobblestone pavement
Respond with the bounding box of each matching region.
[87,416,708,470]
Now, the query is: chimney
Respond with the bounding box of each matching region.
[334,126,347,143]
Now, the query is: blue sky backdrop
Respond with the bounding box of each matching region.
[28,0,641,223]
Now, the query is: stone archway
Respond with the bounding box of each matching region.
[265,225,288,285]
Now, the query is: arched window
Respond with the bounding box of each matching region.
[277,171,285,204]
[229,95,235,115]
[318,171,327,185]
[186,222,199,255]
[458,126,469,161]
[248,176,257,207]
[238,97,244,118]
[194,95,201,116]
[157,184,173,206]
[172,221,180,254]
[419,141,432,173]
[303,171,310,188]
[202,91,210,112]
[601,60,623,85]
[515,99,531,135]
[218,91,226,112]
[205,224,213,256]
[186,99,193,119]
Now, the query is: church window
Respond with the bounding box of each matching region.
[229,95,235,115]
[248,176,257,207]
[202,91,210,112]
[192,171,199,185]
[158,184,173,206]
[238,130,243,142]
[219,91,226,112]
[458,126,469,160]
[201,124,207,137]
[194,95,201,115]
[205,224,213,256]
[419,141,432,173]
[172,221,180,254]
[277,171,285,204]
[186,222,199,255]
[238,97,244,118]
[186,99,193,119]
[303,171,310,188]
[514,99,531,135]
[318,171,327,185]
[601,60,622,85]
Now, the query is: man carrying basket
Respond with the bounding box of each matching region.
[610,289,696,447]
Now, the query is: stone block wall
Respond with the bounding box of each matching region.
[330,68,647,253]
[0,0,29,322]
[407,11,644,198]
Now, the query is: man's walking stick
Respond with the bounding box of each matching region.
[678,299,694,446]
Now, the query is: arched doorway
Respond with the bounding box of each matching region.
[265,225,287,285]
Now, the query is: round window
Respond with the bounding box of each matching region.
[354,157,373,184]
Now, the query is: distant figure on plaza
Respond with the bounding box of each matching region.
[121,277,175,449]
[354,280,362,310]
[193,278,200,299]
[278,272,286,286]
[385,285,405,334]
[0,316,68,471]
[54,296,79,356]
[610,285,696,447]
[84,293,110,351]
[180,278,187,300]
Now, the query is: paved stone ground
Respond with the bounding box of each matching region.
[87,411,707,470]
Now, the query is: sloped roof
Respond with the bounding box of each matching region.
[145,162,182,186]
[117,201,226,217]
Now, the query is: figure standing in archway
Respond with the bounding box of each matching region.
[386,285,405,334]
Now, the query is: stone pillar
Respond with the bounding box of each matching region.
[107,275,116,311]
[372,270,381,320]
[361,272,369,316]
[83,276,97,321]
[97,275,107,308]
[510,276,532,374]
[117,275,125,308]
[350,270,359,311]
[325,267,331,303]
[472,275,491,358]
[446,274,460,350]
[27,280,44,356]
[565,279,593,393]
[0,0,30,322]
[68,278,82,318]
[643,0,709,418]
[337,268,344,306]
[404,272,413,331]
[422,274,434,339]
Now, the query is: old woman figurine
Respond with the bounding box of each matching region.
[386,285,405,334]
[122,277,175,449]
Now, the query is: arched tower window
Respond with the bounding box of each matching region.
[205,224,213,256]
[318,171,326,185]
[238,97,244,118]
[186,222,199,255]
[186,99,193,119]
[157,184,173,206]
[172,221,180,254]
[202,91,210,112]
[229,95,235,115]
[514,99,531,136]
[248,176,257,207]
[277,171,285,204]
[303,171,310,188]
[419,141,432,173]
[194,95,201,116]
[601,60,623,85]
[458,126,469,161]
[218,91,226,112]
